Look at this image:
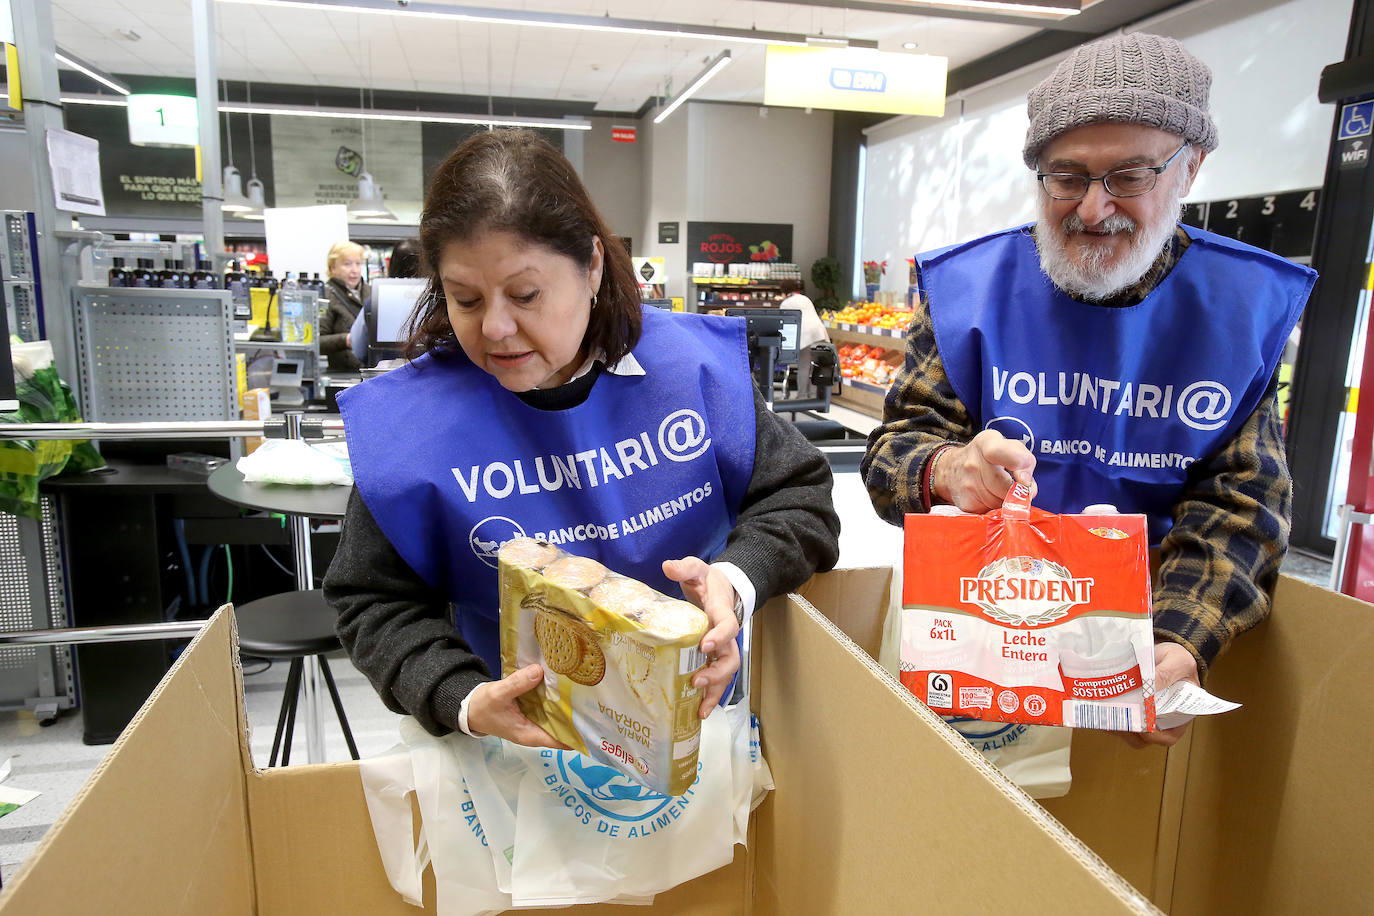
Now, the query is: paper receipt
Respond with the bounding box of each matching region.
[1153,681,1241,730]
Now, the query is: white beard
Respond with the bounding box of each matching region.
[1035,187,1184,302]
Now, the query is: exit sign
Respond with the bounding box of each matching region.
[127,94,199,147]
[612,125,636,143]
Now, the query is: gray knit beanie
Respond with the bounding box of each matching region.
[1023,32,1218,168]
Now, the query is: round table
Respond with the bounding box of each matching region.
[207,462,353,764]
[206,463,350,520]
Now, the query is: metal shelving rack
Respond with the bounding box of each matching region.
[73,286,237,423]
[0,210,73,720]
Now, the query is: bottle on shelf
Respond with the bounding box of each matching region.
[107,257,129,288]
[225,260,251,319]
[161,259,188,289]
[191,259,218,290]
[131,258,156,288]
[280,273,306,344]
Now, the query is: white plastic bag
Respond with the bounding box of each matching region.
[358,719,511,916]
[503,705,736,907]
[235,438,353,486]
[361,703,769,914]
[731,706,773,845]
[878,537,1071,799]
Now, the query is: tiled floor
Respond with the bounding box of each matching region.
[0,472,1340,886]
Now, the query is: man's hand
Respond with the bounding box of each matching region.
[933,429,1037,512]
[1121,642,1200,749]
[663,556,741,718]
[466,665,569,748]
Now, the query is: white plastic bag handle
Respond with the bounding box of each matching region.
[358,748,430,907]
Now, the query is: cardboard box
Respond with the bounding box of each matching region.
[2,570,1370,914]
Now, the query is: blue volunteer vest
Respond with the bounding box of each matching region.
[338,307,757,673]
[920,224,1313,543]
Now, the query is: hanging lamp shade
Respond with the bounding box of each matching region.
[242,177,267,220]
[222,165,253,214]
[347,172,396,221]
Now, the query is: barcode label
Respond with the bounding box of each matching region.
[1064,701,1137,732]
[679,646,708,675]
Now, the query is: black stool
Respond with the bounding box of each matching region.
[235,590,359,766]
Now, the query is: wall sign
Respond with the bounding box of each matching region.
[612,125,637,143]
[64,105,201,217]
[658,221,679,244]
[685,222,792,275]
[270,116,422,223]
[46,128,106,216]
[126,94,199,148]
[1337,101,1374,171]
[763,46,947,117]
[1181,188,1320,258]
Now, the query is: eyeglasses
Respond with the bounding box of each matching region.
[1036,143,1189,200]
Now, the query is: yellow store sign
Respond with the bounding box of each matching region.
[764,45,947,117]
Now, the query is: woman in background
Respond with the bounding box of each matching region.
[321,240,369,371]
[387,237,422,279]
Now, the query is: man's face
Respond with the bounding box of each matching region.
[1034,122,1204,301]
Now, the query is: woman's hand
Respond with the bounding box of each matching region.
[465,664,569,748]
[934,429,1037,512]
[663,556,741,718]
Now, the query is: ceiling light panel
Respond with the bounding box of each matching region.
[217,0,877,49]
[53,0,1040,112]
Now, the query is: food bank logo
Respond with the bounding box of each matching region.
[468,516,526,567]
[538,749,702,837]
[959,557,1094,626]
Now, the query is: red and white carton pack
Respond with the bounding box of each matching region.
[901,483,1157,733]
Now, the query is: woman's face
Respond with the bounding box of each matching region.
[331,253,363,288]
[438,230,604,392]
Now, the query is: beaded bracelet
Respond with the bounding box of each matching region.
[922,443,957,511]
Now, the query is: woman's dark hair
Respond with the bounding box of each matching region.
[387,237,421,278]
[407,129,642,363]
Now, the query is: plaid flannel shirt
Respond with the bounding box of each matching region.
[860,228,1292,680]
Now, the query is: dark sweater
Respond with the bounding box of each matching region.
[323,363,841,735]
[320,278,367,371]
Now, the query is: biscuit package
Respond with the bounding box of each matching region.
[498,539,711,796]
[901,484,1159,732]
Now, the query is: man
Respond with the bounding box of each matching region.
[862,32,1315,747]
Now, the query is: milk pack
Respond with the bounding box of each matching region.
[901,483,1157,733]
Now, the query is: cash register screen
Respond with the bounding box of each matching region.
[269,359,303,386]
[370,279,428,346]
[724,308,802,364]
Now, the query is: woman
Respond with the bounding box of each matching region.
[320,240,369,371]
[387,237,421,279]
[324,130,839,748]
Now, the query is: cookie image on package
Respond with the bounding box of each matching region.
[497,537,560,570]
[636,598,710,640]
[533,604,606,686]
[589,576,660,620]
[544,556,609,591]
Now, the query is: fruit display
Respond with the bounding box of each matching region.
[838,342,903,387]
[827,301,914,331]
